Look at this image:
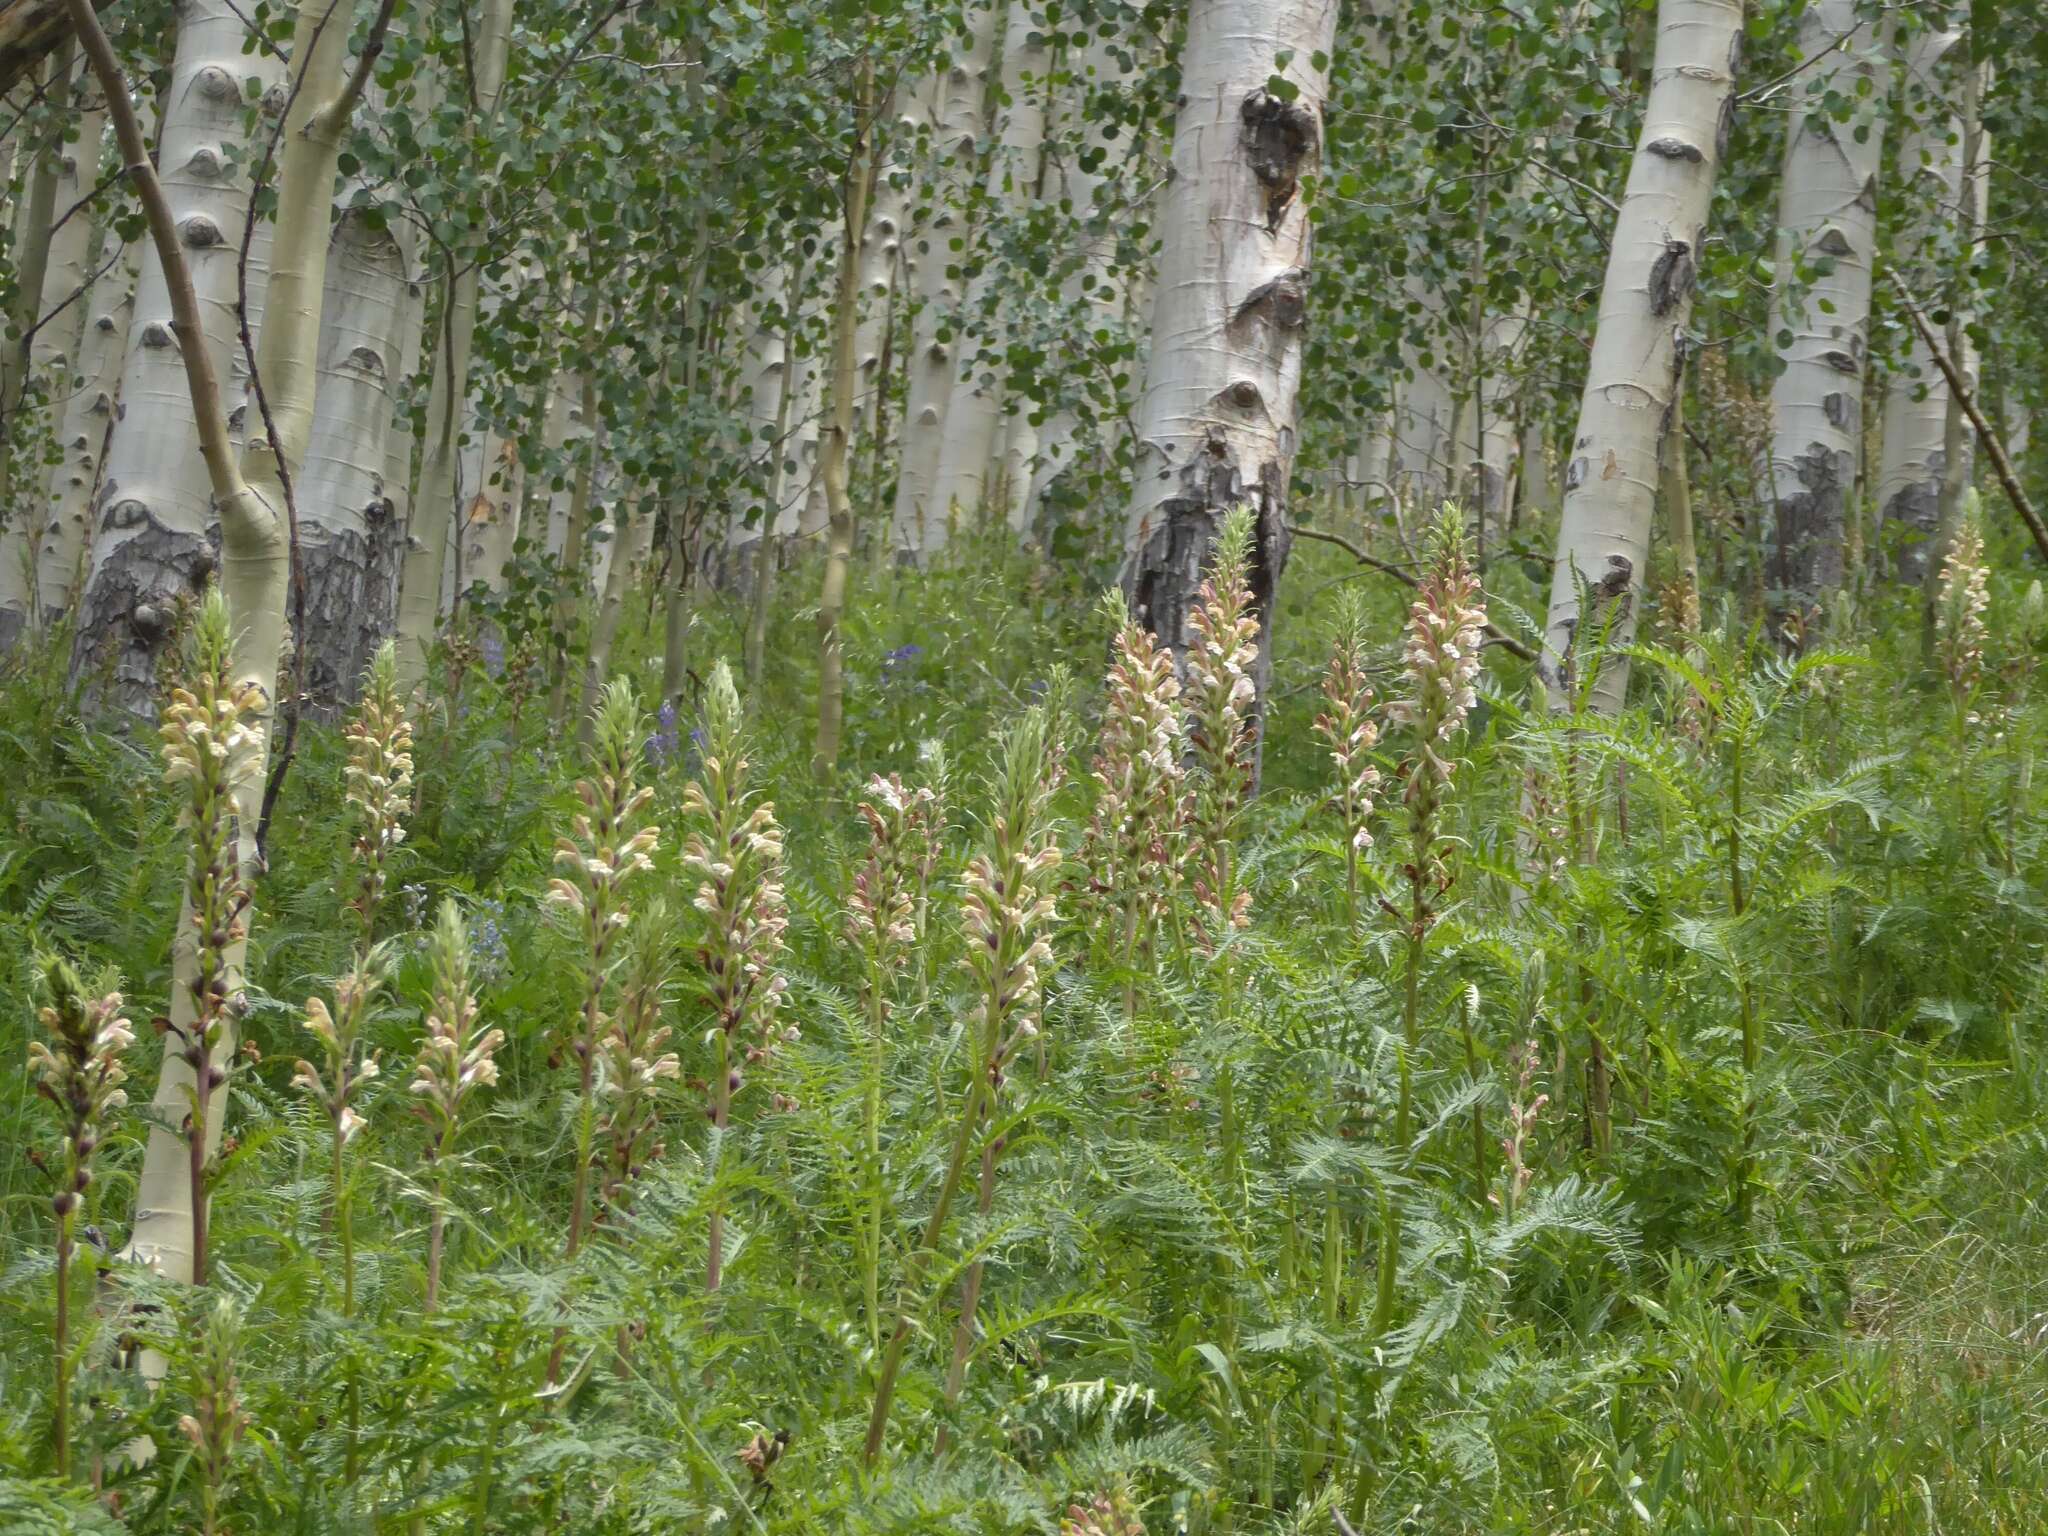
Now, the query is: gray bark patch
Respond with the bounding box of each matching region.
[69,495,220,718]
[299,501,405,718]
[1771,442,1851,610]
[1648,239,1695,317]
[1239,90,1318,233]
[1126,430,1290,786]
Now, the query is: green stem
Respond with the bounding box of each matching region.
[863,953,886,1354]
[864,1073,990,1465]
[53,1210,71,1481]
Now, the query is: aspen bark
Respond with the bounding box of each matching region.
[59,0,314,1293]
[1763,0,1887,624]
[813,72,877,781]
[928,0,1046,542]
[392,0,513,691]
[0,38,75,647]
[1119,0,1338,750]
[33,235,135,623]
[1875,16,1962,580]
[577,485,651,736]
[68,0,283,710]
[295,210,416,711]
[890,4,997,559]
[1541,0,1741,714]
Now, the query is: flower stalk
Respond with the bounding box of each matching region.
[1313,588,1380,926]
[865,706,1061,1464]
[1184,505,1262,953]
[158,588,266,1289]
[411,899,503,1313]
[29,957,132,1481]
[680,660,790,1295]
[344,641,414,951]
[849,772,936,1349]
[545,682,660,1279]
[1084,589,1185,1020]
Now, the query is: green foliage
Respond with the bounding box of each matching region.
[2,534,2046,1532]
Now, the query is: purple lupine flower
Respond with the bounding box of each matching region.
[881,643,924,684]
[646,700,682,767]
[480,632,506,679]
[470,898,510,985]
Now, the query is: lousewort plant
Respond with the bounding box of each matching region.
[157,587,267,1289]
[680,660,790,1294]
[28,955,132,1480]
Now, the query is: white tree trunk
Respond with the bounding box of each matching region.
[928,0,1047,544]
[1391,274,1456,515]
[1542,0,1742,714]
[392,0,514,690]
[113,0,371,1294]
[295,209,417,710]
[890,6,997,560]
[1119,0,1338,740]
[34,235,136,622]
[69,0,283,710]
[0,40,82,646]
[1876,13,1966,581]
[1764,0,1888,618]
[0,57,103,638]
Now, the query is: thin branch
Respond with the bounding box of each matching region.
[322,0,396,133]
[1889,271,2048,565]
[1288,522,1537,661]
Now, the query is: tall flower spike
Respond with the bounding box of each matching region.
[1388,505,1486,896]
[411,900,503,1310]
[848,773,937,971]
[598,900,681,1217]
[1313,587,1381,918]
[30,956,134,1223]
[1084,587,1185,988]
[344,641,414,947]
[961,706,1064,1098]
[295,954,387,1315]
[681,660,790,1291]
[1936,497,1990,703]
[1184,504,1262,942]
[158,586,266,1288]
[547,680,659,1271]
[31,955,132,1479]
[178,1295,247,1536]
[294,957,386,1150]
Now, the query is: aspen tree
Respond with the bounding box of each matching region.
[890,1,998,560]
[392,0,514,692]
[1541,0,1742,714]
[1119,0,1339,748]
[1764,0,1888,625]
[67,0,283,709]
[65,0,393,1293]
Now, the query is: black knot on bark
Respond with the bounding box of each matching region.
[1645,136,1704,163]
[1240,89,1318,231]
[1647,238,1695,317]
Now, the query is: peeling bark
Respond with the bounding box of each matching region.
[1542,0,1741,715]
[1120,0,1337,764]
